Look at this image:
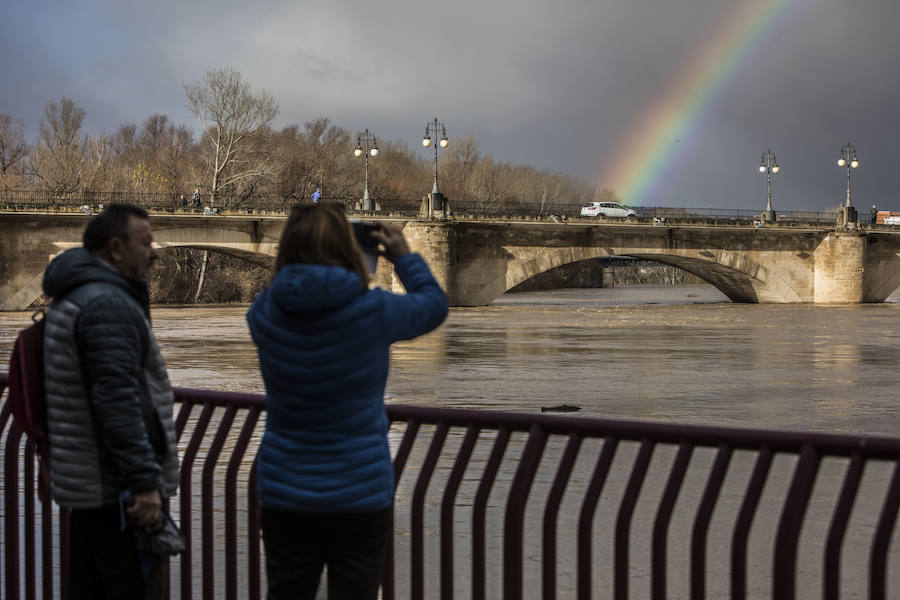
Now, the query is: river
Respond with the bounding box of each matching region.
[3,284,899,434]
[3,284,900,598]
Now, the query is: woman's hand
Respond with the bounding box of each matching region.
[372,221,410,263]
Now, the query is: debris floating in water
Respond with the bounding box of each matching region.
[541,404,581,413]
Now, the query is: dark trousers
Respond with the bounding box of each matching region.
[68,504,167,600]
[261,505,393,600]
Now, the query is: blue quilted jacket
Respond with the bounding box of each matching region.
[246,253,449,513]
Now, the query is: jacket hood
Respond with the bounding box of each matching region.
[265,263,365,319]
[42,247,150,311]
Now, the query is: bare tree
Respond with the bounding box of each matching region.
[184,67,278,204]
[536,170,562,215]
[443,134,481,204]
[80,135,108,192]
[106,123,141,191]
[470,155,513,212]
[274,118,359,206]
[137,114,194,195]
[29,97,102,195]
[597,188,620,203]
[0,114,27,178]
[369,138,424,201]
[111,123,138,157]
[105,116,196,197]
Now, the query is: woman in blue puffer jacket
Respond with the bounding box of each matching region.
[246,203,448,600]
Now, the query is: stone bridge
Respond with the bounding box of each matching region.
[3,213,900,309]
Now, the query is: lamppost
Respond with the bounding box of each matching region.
[354,129,378,211]
[837,142,859,208]
[759,149,780,223]
[422,118,448,217]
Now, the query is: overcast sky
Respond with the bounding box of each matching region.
[2,0,898,212]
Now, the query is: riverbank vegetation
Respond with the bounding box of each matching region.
[149,249,270,304]
[0,68,614,216]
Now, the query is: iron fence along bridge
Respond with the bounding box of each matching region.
[0,188,854,224]
[3,374,900,599]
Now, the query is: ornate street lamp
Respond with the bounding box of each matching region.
[759,149,780,223]
[422,118,448,217]
[837,142,859,208]
[354,129,378,211]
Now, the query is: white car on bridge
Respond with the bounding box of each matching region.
[581,202,637,219]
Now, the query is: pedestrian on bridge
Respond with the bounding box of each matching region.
[246,203,449,600]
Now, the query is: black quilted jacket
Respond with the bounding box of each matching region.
[41,248,178,508]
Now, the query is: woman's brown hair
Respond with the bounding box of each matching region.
[274,203,370,288]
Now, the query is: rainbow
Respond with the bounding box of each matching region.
[599,0,793,206]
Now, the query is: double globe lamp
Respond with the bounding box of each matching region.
[422,118,448,217]
[837,142,859,208]
[759,149,780,223]
[354,129,378,211]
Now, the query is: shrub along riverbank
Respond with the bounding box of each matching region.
[149,249,270,304]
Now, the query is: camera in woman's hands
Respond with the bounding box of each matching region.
[351,220,379,274]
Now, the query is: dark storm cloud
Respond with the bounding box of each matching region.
[1,0,898,211]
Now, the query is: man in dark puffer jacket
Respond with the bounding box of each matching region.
[42,204,178,600]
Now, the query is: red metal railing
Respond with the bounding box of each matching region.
[3,372,900,599]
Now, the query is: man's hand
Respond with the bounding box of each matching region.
[126,489,162,528]
[371,221,410,263]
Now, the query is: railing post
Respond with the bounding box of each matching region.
[869,457,900,600]
[504,423,548,600]
[543,434,583,600]
[179,402,215,600]
[411,422,449,600]
[4,419,24,600]
[473,427,511,600]
[615,439,655,600]
[692,443,733,599]
[824,452,864,600]
[578,436,619,600]
[731,446,773,600]
[440,426,480,600]
[652,441,693,600]
[383,419,421,600]
[773,443,820,600]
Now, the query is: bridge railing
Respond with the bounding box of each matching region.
[3,372,900,599]
[628,206,850,226]
[0,189,422,216]
[0,188,860,225]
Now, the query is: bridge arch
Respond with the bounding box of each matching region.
[155,241,275,268]
[503,246,804,304]
[1,243,277,311]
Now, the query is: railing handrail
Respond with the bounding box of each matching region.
[175,385,900,458]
